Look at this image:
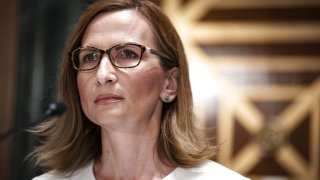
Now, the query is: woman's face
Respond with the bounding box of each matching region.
[77,10,169,130]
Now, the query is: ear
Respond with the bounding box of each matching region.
[160,67,179,103]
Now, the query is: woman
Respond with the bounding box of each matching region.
[32,0,249,179]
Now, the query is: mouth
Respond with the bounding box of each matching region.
[94,94,124,105]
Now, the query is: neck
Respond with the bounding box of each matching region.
[94,119,174,179]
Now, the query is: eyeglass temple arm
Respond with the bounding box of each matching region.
[149,48,172,60]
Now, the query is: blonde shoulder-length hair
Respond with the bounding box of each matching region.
[31,0,215,174]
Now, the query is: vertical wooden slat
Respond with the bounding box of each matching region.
[0,0,19,179]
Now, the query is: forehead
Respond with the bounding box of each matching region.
[82,9,155,48]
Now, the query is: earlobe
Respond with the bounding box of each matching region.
[161,67,179,103]
[164,94,170,102]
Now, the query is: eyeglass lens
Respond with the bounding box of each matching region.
[73,44,143,70]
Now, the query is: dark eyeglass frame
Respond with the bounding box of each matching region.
[70,42,172,71]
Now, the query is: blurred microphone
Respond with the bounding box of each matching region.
[43,101,67,118]
[0,101,67,143]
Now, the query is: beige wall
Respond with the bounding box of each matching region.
[0,0,19,178]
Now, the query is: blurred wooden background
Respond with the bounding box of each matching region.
[159,0,320,179]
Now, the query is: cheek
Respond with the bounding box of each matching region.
[77,75,86,99]
[77,74,92,112]
[127,67,165,99]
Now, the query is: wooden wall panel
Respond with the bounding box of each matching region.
[160,0,320,179]
[0,0,19,179]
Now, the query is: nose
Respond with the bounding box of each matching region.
[96,55,117,85]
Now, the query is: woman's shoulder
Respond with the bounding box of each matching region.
[164,160,250,180]
[32,161,95,180]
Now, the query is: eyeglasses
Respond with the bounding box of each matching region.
[70,42,172,71]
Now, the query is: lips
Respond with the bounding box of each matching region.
[94,94,124,105]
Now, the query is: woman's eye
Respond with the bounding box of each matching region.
[118,50,139,59]
[82,53,99,63]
